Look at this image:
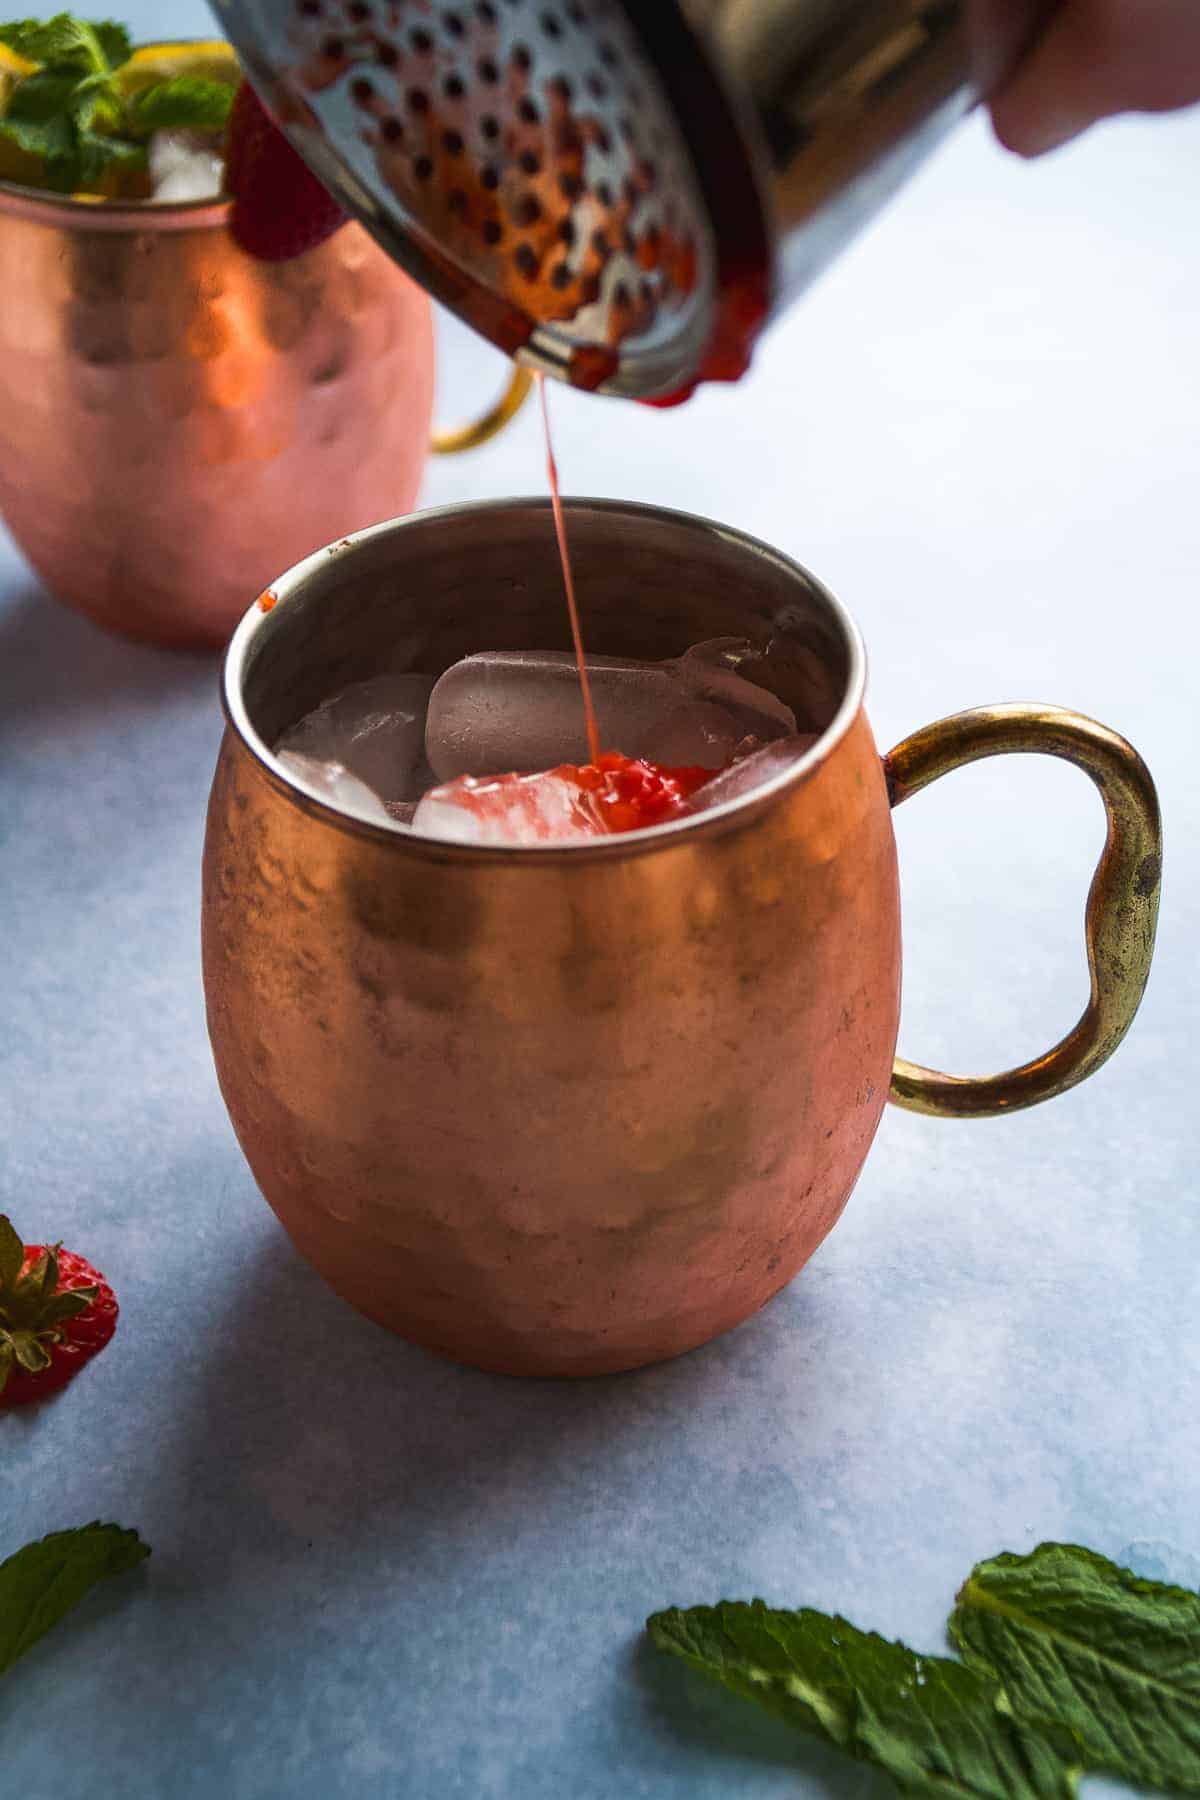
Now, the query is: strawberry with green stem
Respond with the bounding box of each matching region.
[0,1213,117,1407]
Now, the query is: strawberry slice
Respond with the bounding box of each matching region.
[0,1216,118,1408]
[225,80,346,262]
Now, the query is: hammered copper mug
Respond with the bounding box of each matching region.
[0,178,529,648]
[201,499,1162,1377]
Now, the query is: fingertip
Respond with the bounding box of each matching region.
[983,1,1103,157]
[987,94,1089,158]
[986,99,1031,156]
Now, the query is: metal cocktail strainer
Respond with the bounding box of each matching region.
[212,0,1019,400]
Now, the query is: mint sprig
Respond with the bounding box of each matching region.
[650,1542,1200,1798]
[0,1522,150,1677]
[0,14,233,194]
[951,1543,1200,1794]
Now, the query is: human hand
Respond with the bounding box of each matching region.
[970,0,1200,155]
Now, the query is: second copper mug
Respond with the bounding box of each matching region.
[0,168,530,649]
[202,500,1161,1378]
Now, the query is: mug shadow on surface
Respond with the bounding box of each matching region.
[163,1221,785,1548]
[0,583,216,739]
[0,1156,890,1799]
[143,1210,886,1798]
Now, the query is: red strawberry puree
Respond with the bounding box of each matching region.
[415,752,714,845]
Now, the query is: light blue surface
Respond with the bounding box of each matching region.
[2,6,1199,1793]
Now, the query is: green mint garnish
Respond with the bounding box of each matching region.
[650,1542,1200,1798]
[648,1598,1080,1799]
[0,14,233,194]
[0,1523,150,1677]
[951,1542,1200,1795]
[0,15,128,69]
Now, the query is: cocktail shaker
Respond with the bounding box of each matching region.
[212,0,1046,400]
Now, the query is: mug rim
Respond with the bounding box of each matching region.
[0,178,231,233]
[220,495,869,859]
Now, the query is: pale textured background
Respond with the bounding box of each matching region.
[1,4,1197,1794]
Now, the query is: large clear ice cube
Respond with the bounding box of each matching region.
[424,642,797,781]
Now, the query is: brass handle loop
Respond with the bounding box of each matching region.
[886,704,1161,1119]
[431,364,533,455]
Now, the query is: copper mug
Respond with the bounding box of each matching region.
[202,499,1161,1377]
[0,179,529,649]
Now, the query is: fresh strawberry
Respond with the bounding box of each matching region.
[0,1215,118,1408]
[224,80,345,262]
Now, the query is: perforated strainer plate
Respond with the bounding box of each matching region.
[214,0,721,397]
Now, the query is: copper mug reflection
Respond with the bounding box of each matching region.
[202,500,1161,1377]
[0,180,530,649]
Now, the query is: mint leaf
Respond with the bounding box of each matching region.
[950,1542,1200,1794]
[0,110,72,158]
[4,66,83,119]
[0,14,101,70]
[125,75,233,135]
[0,14,127,71]
[0,1523,149,1678]
[89,18,129,68]
[73,78,121,132]
[72,124,141,184]
[0,16,74,60]
[648,1600,1080,1800]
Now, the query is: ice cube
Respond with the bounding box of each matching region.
[276,673,434,805]
[277,751,394,826]
[682,736,821,816]
[676,642,799,741]
[424,644,796,780]
[412,769,601,845]
[639,700,753,770]
[149,131,225,202]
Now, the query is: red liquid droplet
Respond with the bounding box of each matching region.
[537,371,601,767]
[568,344,619,392]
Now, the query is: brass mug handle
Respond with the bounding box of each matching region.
[431,364,533,455]
[885,703,1162,1119]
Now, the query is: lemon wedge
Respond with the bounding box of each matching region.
[0,41,36,87]
[114,38,240,99]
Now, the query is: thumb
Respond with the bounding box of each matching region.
[987,0,1200,156]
